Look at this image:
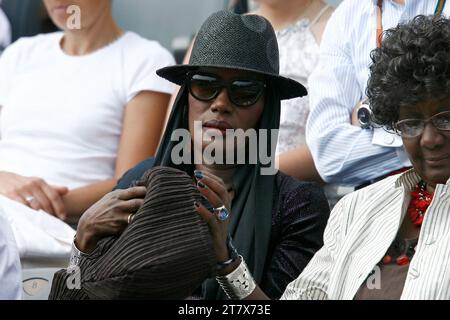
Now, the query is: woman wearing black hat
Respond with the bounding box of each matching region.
[52,10,330,300]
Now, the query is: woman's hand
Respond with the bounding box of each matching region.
[0,171,68,218]
[193,170,232,264]
[75,186,146,253]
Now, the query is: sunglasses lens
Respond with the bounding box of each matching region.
[189,74,220,101]
[189,73,264,106]
[230,80,264,106]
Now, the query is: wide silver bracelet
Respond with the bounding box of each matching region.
[216,256,256,300]
[68,236,88,269]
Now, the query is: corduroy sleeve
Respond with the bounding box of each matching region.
[48,269,90,300]
[49,238,113,300]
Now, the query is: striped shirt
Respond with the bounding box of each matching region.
[306,0,450,185]
[281,169,450,300]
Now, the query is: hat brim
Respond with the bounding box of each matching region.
[157,65,307,100]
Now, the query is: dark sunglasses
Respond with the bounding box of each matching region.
[187,72,266,107]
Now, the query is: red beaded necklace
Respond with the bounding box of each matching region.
[381,181,434,266]
[408,180,434,227]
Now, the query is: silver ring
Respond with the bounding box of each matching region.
[25,195,34,203]
[214,205,229,221]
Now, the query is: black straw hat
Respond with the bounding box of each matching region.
[157,10,307,100]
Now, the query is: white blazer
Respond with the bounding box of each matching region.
[281,170,450,300]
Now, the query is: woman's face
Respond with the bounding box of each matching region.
[188,68,265,163]
[43,0,112,31]
[399,98,450,189]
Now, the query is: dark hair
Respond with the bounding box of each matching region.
[366,15,450,130]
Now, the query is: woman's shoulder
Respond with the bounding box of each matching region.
[119,32,174,61]
[275,172,328,209]
[272,173,330,241]
[0,32,62,71]
[276,171,322,194]
[3,32,61,56]
[341,174,401,205]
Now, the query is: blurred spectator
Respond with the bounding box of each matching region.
[0,211,22,300]
[244,1,349,208]
[0,0,11,53]
[306,0,449,188]
[0,0,175,258]
[249,1,333,184]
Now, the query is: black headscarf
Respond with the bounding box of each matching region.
[153,80,281,299]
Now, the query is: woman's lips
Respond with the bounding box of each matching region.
[424,153,450,165]
[52,5,69,15]
[203,127,226,135]
[202,120,233,135]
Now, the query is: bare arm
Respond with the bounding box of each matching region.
[62,179,117,224]
[277,146,324,184]
[114,91,170,177]
[63,91,171,223]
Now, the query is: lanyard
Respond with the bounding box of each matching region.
[376,0,447,48]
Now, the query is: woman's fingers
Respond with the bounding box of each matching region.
[195,201,217,226]
[133,179,146,187]
[51,185,69,196]
[194,171,230,211]
[196,180,223,208]
[6,176,67,217]
[195,201,229,258]
[117,211,133,228]
[28,187,55,215]
[195,170,228,197]
[121,198,145,213]
[76,188,145,253]
[41,184,67,218]
[117,186,147,201]
[103,198,144,232]
[27,196,47,213]
[10,193,30,207]
[195,170,224,185]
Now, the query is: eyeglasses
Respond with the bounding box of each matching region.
[394,110,450,138]
[187,72,266,107]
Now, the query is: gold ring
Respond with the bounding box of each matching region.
[127,213,134,224]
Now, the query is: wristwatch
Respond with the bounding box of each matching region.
[216,234,239,271]
[357,102,373,129]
